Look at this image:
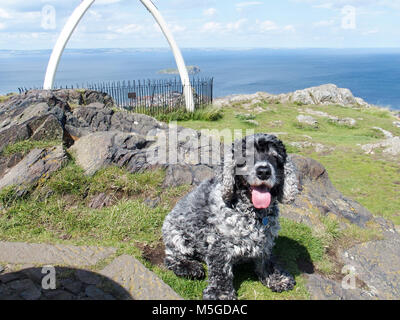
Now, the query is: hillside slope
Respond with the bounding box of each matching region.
[0,87,399,300]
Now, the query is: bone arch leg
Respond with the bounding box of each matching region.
[43,0,195,112]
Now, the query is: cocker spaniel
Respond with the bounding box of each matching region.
[162,133,299,300]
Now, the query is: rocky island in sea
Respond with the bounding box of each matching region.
[158,65,201,75]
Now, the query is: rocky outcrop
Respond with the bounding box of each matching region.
[301,108,357,128]
[339,237,400,300]
[0,146,66,191]
[69,132,151,176]
[278,84,366,106]
[360,126,400,157]
[362,136,400,156]
[280,155,373,228]
[1,89,399,300]
[213,84,372,108]
[296,115,318,128]
[306,273,375,300]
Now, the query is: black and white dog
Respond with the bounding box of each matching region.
[162,133,298,300]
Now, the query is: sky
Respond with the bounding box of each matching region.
[0,0,399,50]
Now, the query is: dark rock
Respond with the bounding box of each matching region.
[0,266,4,274]
[0,89,115,154]
[340,239,400,299]
[22,268,44,283]
[192,165,215,185]
[75,270,101,285]
[81,90,114,108]
[281,155,373,228]
[11,279,42,300]
[29,115,64,142]
[69,131,150,175]
[306,274,375,300]
[43,289,75,300]
[0,272,21,284]
[61,279,82,295]
[0,146,67,190]
[163,164,193,187]
[67,105,113,136]
[9,279,36,292]
[0,123,31,153]
[20,287,42,300]
[85,285,114,300]
[0,153,24,179]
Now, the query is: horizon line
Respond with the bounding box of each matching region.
[2,47,400,52]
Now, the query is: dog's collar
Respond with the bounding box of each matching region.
[262,216,269,226]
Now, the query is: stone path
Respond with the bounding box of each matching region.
[0,241,181,300]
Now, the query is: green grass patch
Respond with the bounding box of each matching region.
[149,217,327,300]
[1,139,62,157]
[147,106,223,122]
[0,186,26,208]
[47,163,89,196]
[293,121,320,131]
[0,157,329,300]
[178,101,400,225]
[235,113,256,121]
[0,93,16,103]
[1,99,399,300]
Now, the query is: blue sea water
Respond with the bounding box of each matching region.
[1,48,400,110]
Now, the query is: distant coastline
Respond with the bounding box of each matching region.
[158,65,201,75]
[1,48,400,110]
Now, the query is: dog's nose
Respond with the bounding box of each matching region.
[256,166,271,180]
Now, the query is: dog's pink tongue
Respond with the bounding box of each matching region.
[251,187,271,209]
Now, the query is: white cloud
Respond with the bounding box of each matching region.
[236,1,263,12]
[226,19,247,31]
[0,8,11,19]
[313,3,333,9]
[108,24,143,35]
[201,21,223,33]
[236,1,263,8]
[313,19,335,27]
[362,28,379,35]
[88,10,103,20]
[0,23,6,30]
[203,8,217,16]
[168,23,187,33]
[201,19,247,33]
[96,0,121,5]
[283,25,296,32]
[294,0,400,10]
[257,20,279,32]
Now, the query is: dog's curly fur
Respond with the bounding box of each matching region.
[162,133,299,300]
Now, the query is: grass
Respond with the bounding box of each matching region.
[0,98,399,300]
[179,101,400,226]
[136,106,223,122]
[0,158,328,300]
[1,139,62,157]
[235,113,256,121]
[0,93,16,103]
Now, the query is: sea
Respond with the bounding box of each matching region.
[1,48,400,110]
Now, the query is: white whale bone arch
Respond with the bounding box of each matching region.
[43,0,195,112]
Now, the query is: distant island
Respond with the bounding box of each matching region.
[158,65,201,75]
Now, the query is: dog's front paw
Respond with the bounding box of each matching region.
[203,286,237,300]
[261,268,296,293]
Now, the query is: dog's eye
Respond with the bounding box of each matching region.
[236,162,246,168]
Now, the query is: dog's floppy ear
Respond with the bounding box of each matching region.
[280,155,299,204]
[220,142,236,204]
